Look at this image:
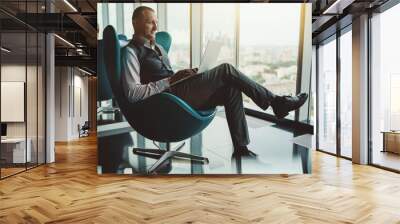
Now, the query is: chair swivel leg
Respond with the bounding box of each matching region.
[148,151,176,174]
[171,151,209,163]
[132,148,166,160]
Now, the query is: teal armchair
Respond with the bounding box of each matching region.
[102,26,216,174]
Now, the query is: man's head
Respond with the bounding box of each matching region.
[132,6,157,42]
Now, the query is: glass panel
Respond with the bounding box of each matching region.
[97,3,104,40]
[1,30,28,177]
[123,3,135,39]
[108,3,117,30]
[202,3,235,65]
[371,4,400,171]
[25,1,38,168]
[167,3,190,71]
[239,4,301,118]
[340,29,352,158]
[318,37,337,154]
[141,3,157,12]
[27,31,38,168]
[38,32,45,165]
[310,46,316,125]
[115,4,124,34]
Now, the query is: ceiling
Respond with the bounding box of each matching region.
[311,0,390,43]
[0,0,98,73]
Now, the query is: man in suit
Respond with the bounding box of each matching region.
[121,6,308,157]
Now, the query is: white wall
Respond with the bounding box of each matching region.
[1,65,27,140]
[1,63,46,163]
[55,67,69,141]
[55,67,89,141]
[1,65,38,137]
[72,73,89,138]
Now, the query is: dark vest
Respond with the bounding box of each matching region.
[128,37,174,84]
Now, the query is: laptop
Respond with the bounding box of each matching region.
[170,40,222,86]
[198,40,223,73]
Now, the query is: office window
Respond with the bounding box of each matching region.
[38,33,46,165]
[108,3,117,32]
[238,4,301,118]
[318,37,337,155]
[167,3,190,71]
[97,4,104,39]
[371,3,400,171]
[390,75,400,128]
[310,46,316,125]
[97,3,310,121]
[340,29,352,158]
[141,3,157,12]
[123,3,135,39]
[202,3,236,65]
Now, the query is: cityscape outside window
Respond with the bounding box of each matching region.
[238,4,301,118]
[167,4,190,71]
[202,3,236,66]
[98,3,304,120]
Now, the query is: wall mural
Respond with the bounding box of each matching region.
[97,3,312,175]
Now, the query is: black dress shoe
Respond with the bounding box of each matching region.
[271,93,308,119]
[232,146,258,158]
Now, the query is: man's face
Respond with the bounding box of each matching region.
[134,10,158,41]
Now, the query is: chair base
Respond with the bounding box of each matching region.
[132,142,209,174]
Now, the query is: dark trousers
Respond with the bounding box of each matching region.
[170,63,275,147]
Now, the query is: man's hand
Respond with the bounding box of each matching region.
[169,68,199,85]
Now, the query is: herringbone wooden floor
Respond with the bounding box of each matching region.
[1,135,400,223]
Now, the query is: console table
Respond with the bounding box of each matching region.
[382,131,400,154]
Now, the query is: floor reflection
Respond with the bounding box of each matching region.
[98,115,312,175]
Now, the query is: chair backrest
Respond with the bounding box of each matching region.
[97,39,114,101]
[155,31,172,54]
[103,26,123,101]
[103,25,128,116]
[103,26,146,132]
[98,34,129,102]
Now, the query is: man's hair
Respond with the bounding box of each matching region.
[132,6,155,21]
